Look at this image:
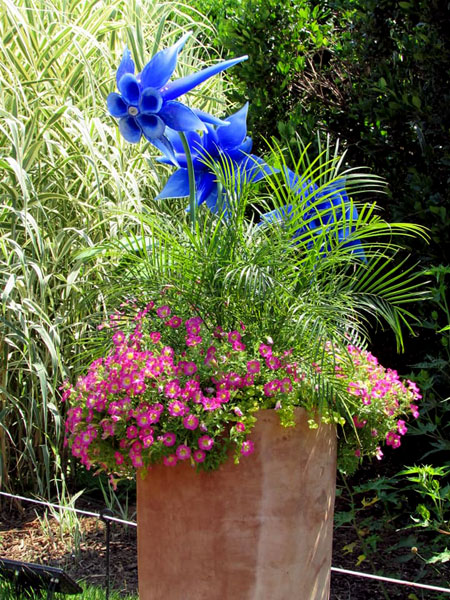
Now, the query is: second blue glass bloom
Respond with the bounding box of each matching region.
[107,33,247,157]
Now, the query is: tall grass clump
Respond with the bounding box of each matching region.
[0,0,227,496]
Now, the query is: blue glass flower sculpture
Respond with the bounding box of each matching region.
[260,169,365,259]
[156,103,275,213]
[107,33,247,157]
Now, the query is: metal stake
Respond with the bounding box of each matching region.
[100,508,114,600]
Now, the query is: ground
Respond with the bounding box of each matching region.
[0,495,448,599]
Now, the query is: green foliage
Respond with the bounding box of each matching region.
[335,471,450,588]
[0,579,138,600]
[0,0,226,496]
[193,0,450,478]
[188,0,354,142]
[398,465,450,535]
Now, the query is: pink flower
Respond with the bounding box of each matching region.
[149,331,161,343]
[176,444,191,460]
[131,440,142,453]
[246,360,260,374]
[162,432,176,447]
[142,435,154,448]
[185,317,202,334]
[161,346,174,358]
[352,416,367,429]
[397,419,408,435]
[213,326,224,339]
[263,380,280,397]
[375,446,384,460]
[112,331,126,345]
[201,397,220,411]
[216,389,230,403]
[186,334,202,347]
[163,454,178,466]
[241,440,254,456]
[166,316,182,328]
[354,449,361,458]
[183,361,197,376]
[168,400,188,417]
[114,451,124,465]
[266,355,282,370]
[198,435,214,451]
[193,449,206,463]
[279,377,293,394]
[183,414,199,430]
[131,453,144,468]
[386,431,401,448]
[156,305,171,319]
[259,343,272,358]
[236,422,245,432]
[126,425,138,439]
[232,341,246,351]
[410,404,420,418]
[227,330,241,343]
[165,380,181,399]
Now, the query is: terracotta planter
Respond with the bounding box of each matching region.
[137,408,337,600]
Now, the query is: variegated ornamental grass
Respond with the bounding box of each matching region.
[0,0,227,495]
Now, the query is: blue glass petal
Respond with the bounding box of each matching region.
[116,47,135,88]
[161,55,248,102]
[226,136,253,161]
[241,154,277,183]
[196,172,216,205]
[284,167,318,201]
[158,129,203,167]
[202,125,220,158]
[191,108,230,127]
[216,103,248,149]
[158,101,207,132]
[118,117,141,143]
[107,93,128,118]
[136,114,165,141]
[140,87,163,114]
[118,73,141,106]
[150,135,179,166]
[140,32,191,90]
[157,169,190,199]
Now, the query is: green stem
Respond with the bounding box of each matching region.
[178,132,196,229]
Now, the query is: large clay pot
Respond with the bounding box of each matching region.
[137,408,337,600]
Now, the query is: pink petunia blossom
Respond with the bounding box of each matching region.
[241,440,254,456]
[397,419,408,435]
[410,404,420,418]
[162,432,176,447]
[193,449,206,463]
[198,435,214,451]
[183,414,199,430]
[163,454,178,466]
[259,343,272,358]
[156,305,171,319]
[176,444,191,460]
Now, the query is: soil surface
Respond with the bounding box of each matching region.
[0,494,448,599]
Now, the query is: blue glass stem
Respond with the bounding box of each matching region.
[178,132,197,228]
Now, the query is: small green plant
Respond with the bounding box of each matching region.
[98,476,136,531]
[399,465,450,536]
[36,487,84,557]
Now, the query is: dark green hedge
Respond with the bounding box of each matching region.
[190,0,450,455]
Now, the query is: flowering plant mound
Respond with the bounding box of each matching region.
[333,345,421,472]
[63,298,422,477]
